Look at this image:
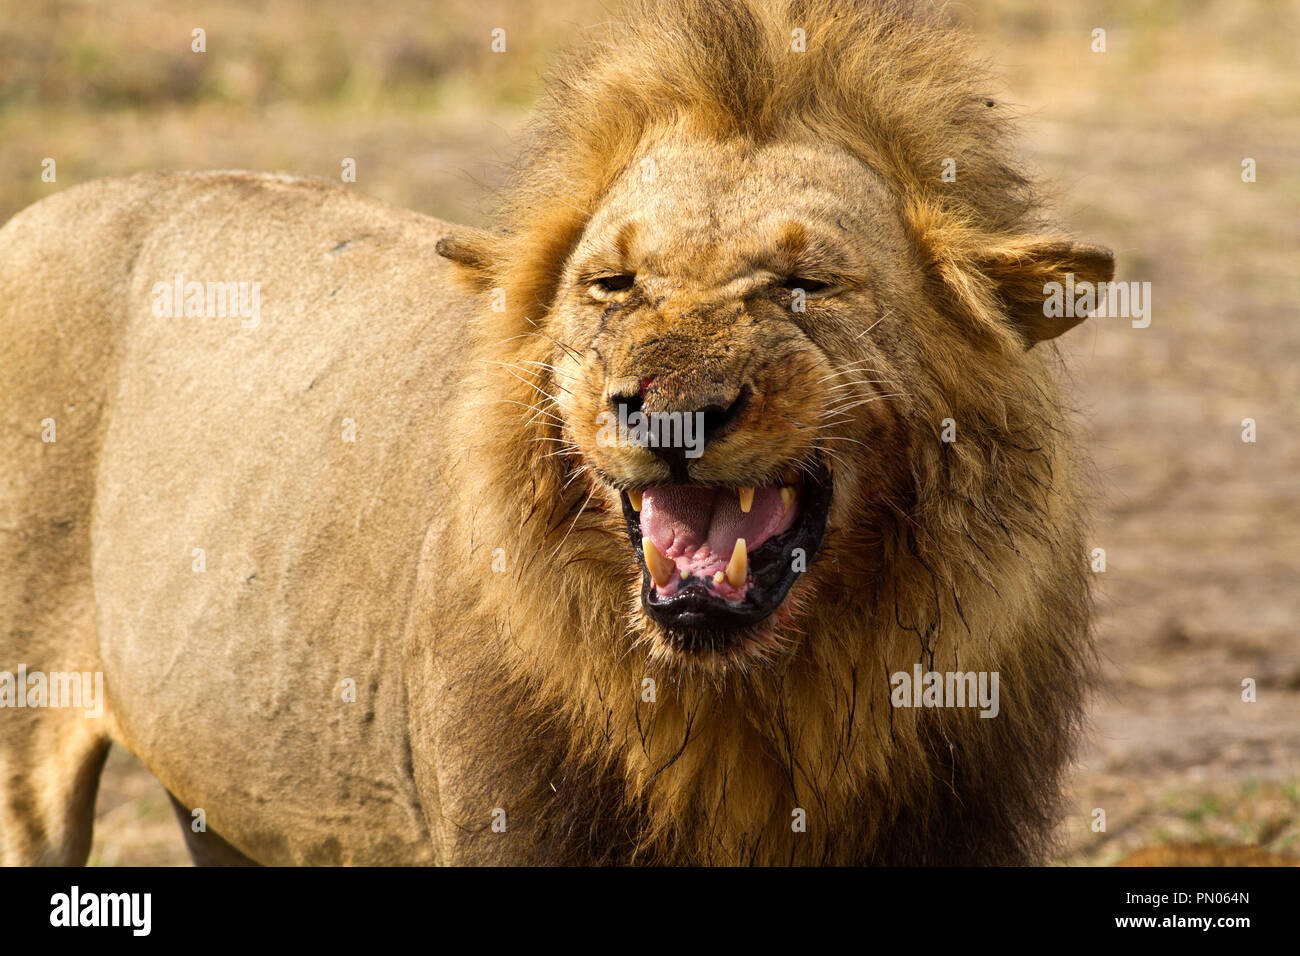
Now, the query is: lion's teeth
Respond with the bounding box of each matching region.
[713,571,725,586]
[628,489,643,512]
[780,486,796,515]
[643,538,673,588]
[738,486,754,513]
[725,538,747,588]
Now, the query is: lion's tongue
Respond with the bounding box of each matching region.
[640,485,794,583]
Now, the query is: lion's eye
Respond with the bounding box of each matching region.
[777,276,841,299]
[589,274,636,296]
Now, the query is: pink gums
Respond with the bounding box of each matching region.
[639,485,796,600]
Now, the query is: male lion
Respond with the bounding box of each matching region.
[0,0,1113,865]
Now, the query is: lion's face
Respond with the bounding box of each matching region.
[425,0,1116,862]
[546,139,921,667]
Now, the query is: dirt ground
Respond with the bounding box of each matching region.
[1009,4,1300,863]
[1,0,1295,865]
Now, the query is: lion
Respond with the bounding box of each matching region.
[0,0,1113,865]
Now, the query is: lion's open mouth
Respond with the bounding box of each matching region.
[619,461,832,631]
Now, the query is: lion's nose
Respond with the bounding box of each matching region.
[608,380,752,478]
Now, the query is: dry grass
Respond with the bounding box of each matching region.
[3,0,1297,865]
[0,0,605,224]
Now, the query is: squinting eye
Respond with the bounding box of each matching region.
[590,274,636,294]
[780,277,833,296]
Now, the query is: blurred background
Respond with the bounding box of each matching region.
[1,0,1296,865]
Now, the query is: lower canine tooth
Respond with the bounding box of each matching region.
[643,538,673,588]
[738,486,754,513]
[628,489,643,512]
[725,537,747,588]
[780,486,796,514]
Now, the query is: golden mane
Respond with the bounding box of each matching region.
[485,0,1040,325]
[432,0,1101,864]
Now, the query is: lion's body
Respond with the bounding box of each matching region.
[2,0,1109,866]
[0,172,472,863]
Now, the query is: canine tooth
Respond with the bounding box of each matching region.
[738,486,754,513]
[643,539,673,588]
[725,538,747,588]
[780,486,796,515]
[628,489,643,512]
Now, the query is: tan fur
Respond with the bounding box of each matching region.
[2,0,1114,865]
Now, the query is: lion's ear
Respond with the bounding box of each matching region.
[979,239,1115,347]
[435,228,500,293]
